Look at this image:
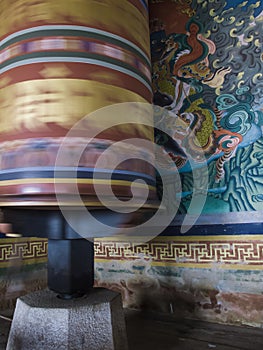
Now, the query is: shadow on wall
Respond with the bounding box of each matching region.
[95,255,216,315]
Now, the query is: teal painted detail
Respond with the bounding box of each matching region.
[0,262,47,275]
[107,269,134,274]
[96,263,263,294]
[179,137,263,213]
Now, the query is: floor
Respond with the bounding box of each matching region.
[1,309,263,349]
[126,310,263,350]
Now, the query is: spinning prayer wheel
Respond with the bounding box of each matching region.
[0,0,158,298]
[0,0,155,208]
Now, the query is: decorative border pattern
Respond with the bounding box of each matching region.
[0,36,151,85]
[94,236,263,269]
[0,37,150,73]
[0,25,151,91]
[0,238,47,267]
[0,26,150,64]
[2,236,263,270]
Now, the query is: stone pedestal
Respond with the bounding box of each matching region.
[7,288,128,350]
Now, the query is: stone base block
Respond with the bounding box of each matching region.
[7,288,128,350]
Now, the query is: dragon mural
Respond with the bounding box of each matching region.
[151,0,263,213]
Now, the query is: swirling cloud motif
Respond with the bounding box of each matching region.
[192,0,263,110]
[203,66,232,92]
[54,102,209,240]
[221,109,253,135]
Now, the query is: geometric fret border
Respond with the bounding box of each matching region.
[0,238,48,268]
[94,235,263,270]
[2,236,262,270]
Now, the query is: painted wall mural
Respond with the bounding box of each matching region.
[95,236,263,326]
[95,0,263,328]
[151,0,263,214]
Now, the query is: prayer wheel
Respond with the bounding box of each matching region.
[0,0,155,208]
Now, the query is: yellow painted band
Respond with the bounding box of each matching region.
[0,257,47,268]
[0,237,46,244]
[94,258,263,271]
[95,235,263,242]
[0,178,156,191]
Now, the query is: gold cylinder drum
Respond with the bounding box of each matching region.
[0,0,156,207]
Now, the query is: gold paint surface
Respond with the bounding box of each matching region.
[0,79,149,134]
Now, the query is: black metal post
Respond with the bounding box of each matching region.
[48,238,94,298]
[3,208,94,298]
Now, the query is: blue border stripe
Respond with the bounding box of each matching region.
[160,222,263,236]
[139,0,148,11]
[0,168,156,186]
